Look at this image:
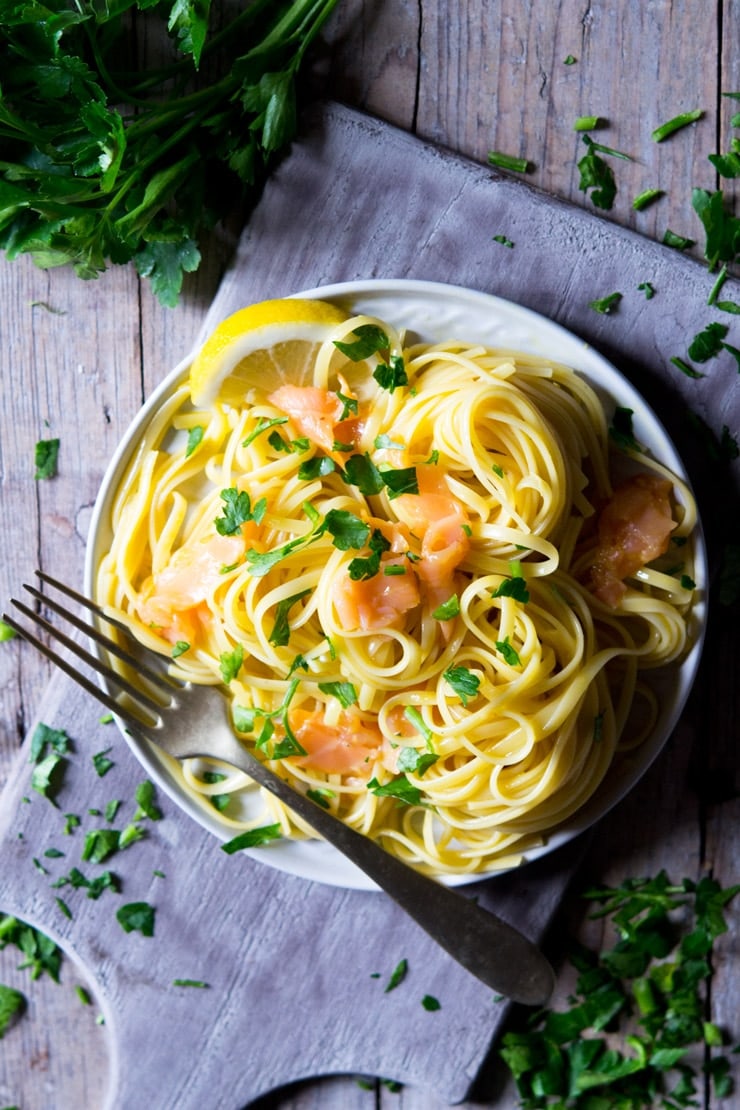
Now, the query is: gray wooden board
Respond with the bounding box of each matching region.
[0,101,737,1107]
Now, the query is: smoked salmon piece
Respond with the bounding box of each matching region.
[139,533,245,643]
[288,708,382,775]
[589,473,676,607]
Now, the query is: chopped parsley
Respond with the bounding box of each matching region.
[687,321,729,362]
[334,323,389,362]
[577,136,618,209]
[609,406,642,452]
[34,437,60,479]
[493,234,515,248]
[0,984,25,1039]
[317,681,358,708]
[92,748,115,777]
[367,774,423,806]
[241,416,288,449]
[185,425,204,457]
[116,902,156,937]
[268,589,312,647]
[589,291,623,314]
[214,487,266,535]
[373,355,408,393]
[384,957,408,993]
[632,188,664,211]
[218,644,244,684]
[298,455,336,480]
[488,151,531,174]
[651,108,703,142]
[431,595,460,620]
[492,575,530,604]
[396,747,438,776]
[171,640,190,658]
[221,824,283,853]
[443,665,481,706]
[496,636,522,667]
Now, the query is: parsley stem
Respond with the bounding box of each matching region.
[632,187,664,211]
[487,151,531,173]
[651,109,703,142]
[707,263,728,306]
[573,115,602,131]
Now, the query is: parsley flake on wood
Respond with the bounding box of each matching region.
[34,437,60,479]
[116,902,156,937]
[687,321,729,362]
[384,958,408,993]
[651,109,703,142]
[632,188,664,211]
[589,291,623,314]
[488,151,531,174]
[577,136,618,209]
[92,748,115,777]
[0,984,25,1039]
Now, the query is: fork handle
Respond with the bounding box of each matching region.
[185,734,555,1006]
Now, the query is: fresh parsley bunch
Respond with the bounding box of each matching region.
[0,0,340,305]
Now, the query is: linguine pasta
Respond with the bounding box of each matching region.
[96,311,699,876]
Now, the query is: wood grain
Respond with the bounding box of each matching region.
[1,2,738,1107]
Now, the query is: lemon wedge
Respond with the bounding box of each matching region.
[188,298,350,407]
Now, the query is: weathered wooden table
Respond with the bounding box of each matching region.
[1,3,738,1108]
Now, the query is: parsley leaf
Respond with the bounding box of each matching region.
[116,902,156,937]
[0,983,25,1039]
[492,575,530,604]
[577,136,618,209]
[431,595,460,620]
[334,324,389,361]
[221,824,282,853]
[443,665,481,706]
[368,775,423,806]
[268,589,312,648]
[219,644,244,684]
[34,438,60,479]
[185,425,204,457]
[373,355,408,393]
[214,487,266,535]
[687,321,729,362]
[317,681,358,708]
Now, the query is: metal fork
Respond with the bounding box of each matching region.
[4,571,555,1006]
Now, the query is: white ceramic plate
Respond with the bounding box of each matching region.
[85,279,707,889]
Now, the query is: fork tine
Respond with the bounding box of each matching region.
[7,596,167,719]
[1,609,153,737]
[30,575,178,693]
